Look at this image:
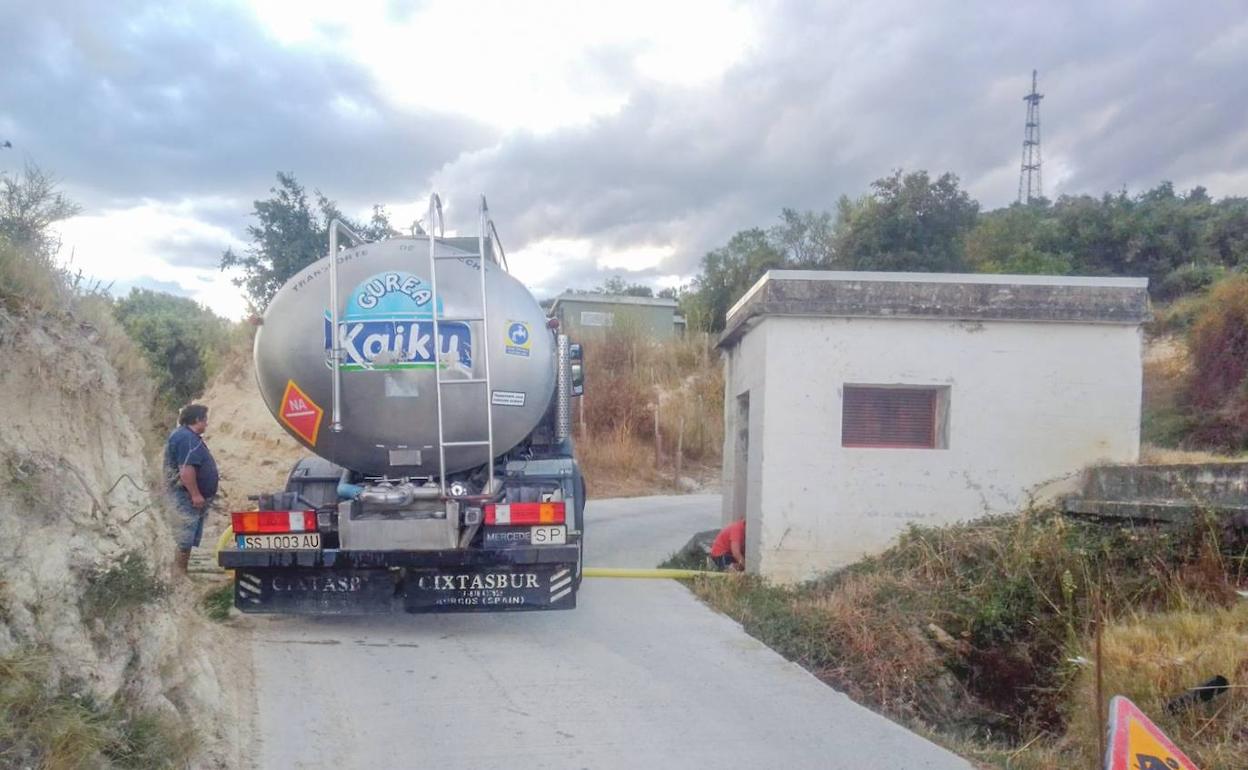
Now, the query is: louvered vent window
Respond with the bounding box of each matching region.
[842,386,948,449]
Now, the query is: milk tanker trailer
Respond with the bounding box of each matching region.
[218,196,587,613]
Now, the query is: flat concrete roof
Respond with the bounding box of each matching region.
[720,270,1151,348]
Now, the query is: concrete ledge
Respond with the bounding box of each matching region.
[1083,463,1248,506]
[720,270,1151,348]
[1063,498,1248,523]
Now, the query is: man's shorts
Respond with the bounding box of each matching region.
[710,553,736,570]
[171,488,207,550]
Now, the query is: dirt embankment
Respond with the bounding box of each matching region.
[0,305,248,768]
[195,340,308,540]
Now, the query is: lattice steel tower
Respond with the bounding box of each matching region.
[1018,69,1043,203]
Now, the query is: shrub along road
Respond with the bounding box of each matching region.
[238,496,971,769]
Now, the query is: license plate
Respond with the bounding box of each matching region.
[530,525,565,545]
[237,533,321,550]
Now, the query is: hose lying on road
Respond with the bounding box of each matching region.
[583,567,727,580]
[212,528,725,579]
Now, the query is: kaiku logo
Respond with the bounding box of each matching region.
[325,271,472,371]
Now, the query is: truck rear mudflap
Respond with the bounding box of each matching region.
[220,545,579,615]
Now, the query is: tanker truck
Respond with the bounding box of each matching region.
[218,195,586,613]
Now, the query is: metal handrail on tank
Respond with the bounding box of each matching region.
[478,195,497,494]
[426,194,449,494]
[486,218,509,272]
[327,219,364,434]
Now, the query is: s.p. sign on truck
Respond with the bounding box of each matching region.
[219,195,587,614]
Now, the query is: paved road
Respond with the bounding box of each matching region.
[242,495,971,770]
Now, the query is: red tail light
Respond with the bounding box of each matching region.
[484,502,565,525]
[232,510,317,534]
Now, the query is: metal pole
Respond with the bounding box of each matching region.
[427,195,447,495]
[479,196,497,488]
[1095,589,1106,763]
[328,219,363,433]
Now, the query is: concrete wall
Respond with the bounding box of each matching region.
[733,315,1143,583]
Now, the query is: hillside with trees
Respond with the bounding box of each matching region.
[679,171,1248,332]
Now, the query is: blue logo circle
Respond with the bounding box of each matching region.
[508,322,529,346]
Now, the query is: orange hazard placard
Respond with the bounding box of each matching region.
[1105,696,1200,770]
[279,380,324,447]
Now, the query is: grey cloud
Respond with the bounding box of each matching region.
[113,275,192,297]
[437,1,1248,283]
[5,0,1247,300]
[0,0,494,213]
[151,233,231,269]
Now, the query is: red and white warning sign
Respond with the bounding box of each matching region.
[1105,696,1200,770]
[279,380,324,447]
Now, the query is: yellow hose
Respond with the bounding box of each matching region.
[582,567,727,579]
[209,530,720,581]
[214,525,234,578]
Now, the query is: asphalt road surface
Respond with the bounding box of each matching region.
[241,494,972,769]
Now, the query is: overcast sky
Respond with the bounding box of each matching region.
[3,0,1246,318]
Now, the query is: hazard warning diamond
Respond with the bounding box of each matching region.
[279,380,324,447]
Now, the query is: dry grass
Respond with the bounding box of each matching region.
[1059,603,1248,769]
[0,649,196,769]
[573,321,723,496]
[691,510,1248,768]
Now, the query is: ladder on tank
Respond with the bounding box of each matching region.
[425,194,507,496]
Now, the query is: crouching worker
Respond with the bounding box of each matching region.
[708,518,746,572]
[165,404,219,575]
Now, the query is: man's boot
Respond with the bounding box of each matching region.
[174,548,191,576]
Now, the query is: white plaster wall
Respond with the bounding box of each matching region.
[751,315,1143,583]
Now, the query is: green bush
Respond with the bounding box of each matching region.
[199,582,234,622]
[80,553,168,624]
[1184,275,1248,450]
[1156,263,1228,302]
[112,289,231,410]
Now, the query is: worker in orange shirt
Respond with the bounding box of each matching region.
[708,518,746,571]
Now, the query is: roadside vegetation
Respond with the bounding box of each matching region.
[199,582,235,623]
[676,173,1248,333]
[113,288,233,413]
[80,553,168,625]
[1144,274,1248,455]
[691,510,1247,768]
[1,164,220,768]
[573,319,723,497]
[0,650,196,770]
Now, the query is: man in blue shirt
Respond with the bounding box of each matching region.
[165,403,219,575]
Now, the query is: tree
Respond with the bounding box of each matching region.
[0,163,80,258]
[831,170,979,272]
[113,289,230,409]
[964,202,1072,275]
[220,172,397,309]
[769,207,837,268]
[683,228,785,332]
[594,275,654,297]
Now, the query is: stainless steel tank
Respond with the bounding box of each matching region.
[254,236,556,478]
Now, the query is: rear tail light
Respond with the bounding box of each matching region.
[484,502,565,525]
[232,510,317,534]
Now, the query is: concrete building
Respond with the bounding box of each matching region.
[718,270,1151,583]
[550,293,684,339]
